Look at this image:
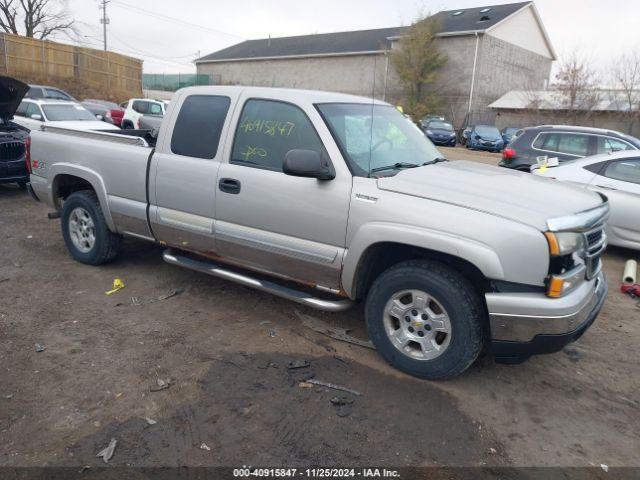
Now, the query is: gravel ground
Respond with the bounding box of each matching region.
[1,153,639,470]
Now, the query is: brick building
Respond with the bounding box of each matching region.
[195,2,556,127]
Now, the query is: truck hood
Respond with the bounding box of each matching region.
[0,76,28,122]
[44,120,121,131]
[376,160,604,230]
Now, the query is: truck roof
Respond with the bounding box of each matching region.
[176,85,390,106]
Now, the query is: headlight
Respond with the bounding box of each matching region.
[544,231,585,256]
[426,130,433,135]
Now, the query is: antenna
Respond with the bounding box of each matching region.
[100,0,110,51]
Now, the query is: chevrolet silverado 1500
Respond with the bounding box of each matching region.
[27,86,609,379]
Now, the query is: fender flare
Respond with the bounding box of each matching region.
[341,222,505,298]
[49,163,116,231]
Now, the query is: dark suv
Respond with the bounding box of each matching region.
[0,76,30,189]
[499,125,640,171]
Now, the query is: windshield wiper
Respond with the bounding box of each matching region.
[422,157,449,166]
[370,162,421,173]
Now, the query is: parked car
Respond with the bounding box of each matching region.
[27,86,609,380]
[82,99,124,127]
[26,84,75,101]
[500,125,640,172]
[423,120,456,147]
[465,125,505,152]
[138,114,163,131]
[533,151,640,250]
[419,115,445,129]
[0,76,30,189]
[121,98,166,129]
[13,99,121,132]
[501,127,520,146]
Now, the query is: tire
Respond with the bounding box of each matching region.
[365,260,485,380]
[122,120,133,130]
[61,190,122,265]
[17,180,27,190]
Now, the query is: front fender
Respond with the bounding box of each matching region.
[49,163,116,231]
[341,222,505,298]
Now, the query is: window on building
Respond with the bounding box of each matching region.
[231,99,324,172]
[171,95,231,159]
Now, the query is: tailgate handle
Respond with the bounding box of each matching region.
[219,178,241,194]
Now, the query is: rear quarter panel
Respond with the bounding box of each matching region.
[29,129,153,237]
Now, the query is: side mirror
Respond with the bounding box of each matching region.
[96,114,104,121]
[283,149,335,181]
[474,134,481,140]
[30,114,42,121]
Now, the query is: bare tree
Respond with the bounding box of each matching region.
[390,14,447,120]
[551,50,601,123]
[610,51,640,134]
[0,0,75,39]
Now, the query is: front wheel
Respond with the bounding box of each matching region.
[61,190,122,265]
[365,260,485,380]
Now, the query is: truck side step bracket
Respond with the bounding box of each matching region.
[162,249,354,313]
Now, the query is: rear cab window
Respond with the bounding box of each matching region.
[170,95,231,159]
[231,99,325,172]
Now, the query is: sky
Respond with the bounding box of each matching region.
[51,0,640,75]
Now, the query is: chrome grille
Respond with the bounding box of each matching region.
[0,141,25,162]
[583,225,606,279]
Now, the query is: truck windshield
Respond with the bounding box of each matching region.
[42,104,97,121]
[317,103,443,177]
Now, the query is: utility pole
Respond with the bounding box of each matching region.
[100,0,110,51]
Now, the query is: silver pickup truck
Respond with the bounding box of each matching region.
[27,86,609,380]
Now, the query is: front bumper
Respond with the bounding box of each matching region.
[487,272,607,363]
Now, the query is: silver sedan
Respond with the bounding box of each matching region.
[532,151,640,250]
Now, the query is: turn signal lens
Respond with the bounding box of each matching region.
[544,232,560,256]
[547,276,565,298]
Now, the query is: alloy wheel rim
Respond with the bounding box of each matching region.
[68,207,96,253]
[382,289,452,361]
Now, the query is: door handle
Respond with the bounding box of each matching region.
[219,178,241,194]
[595,184,617,191]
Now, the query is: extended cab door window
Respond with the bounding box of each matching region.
[170,95,231,159]
[231,99,325,171]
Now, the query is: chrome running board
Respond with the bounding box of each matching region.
[162,250,354,313]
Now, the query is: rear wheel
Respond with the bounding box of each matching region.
[365,260,484,380]
[61,190,122,265]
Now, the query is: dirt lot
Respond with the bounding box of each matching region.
[1,152,639,471]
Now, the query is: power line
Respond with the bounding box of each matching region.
[110,0,243,40]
